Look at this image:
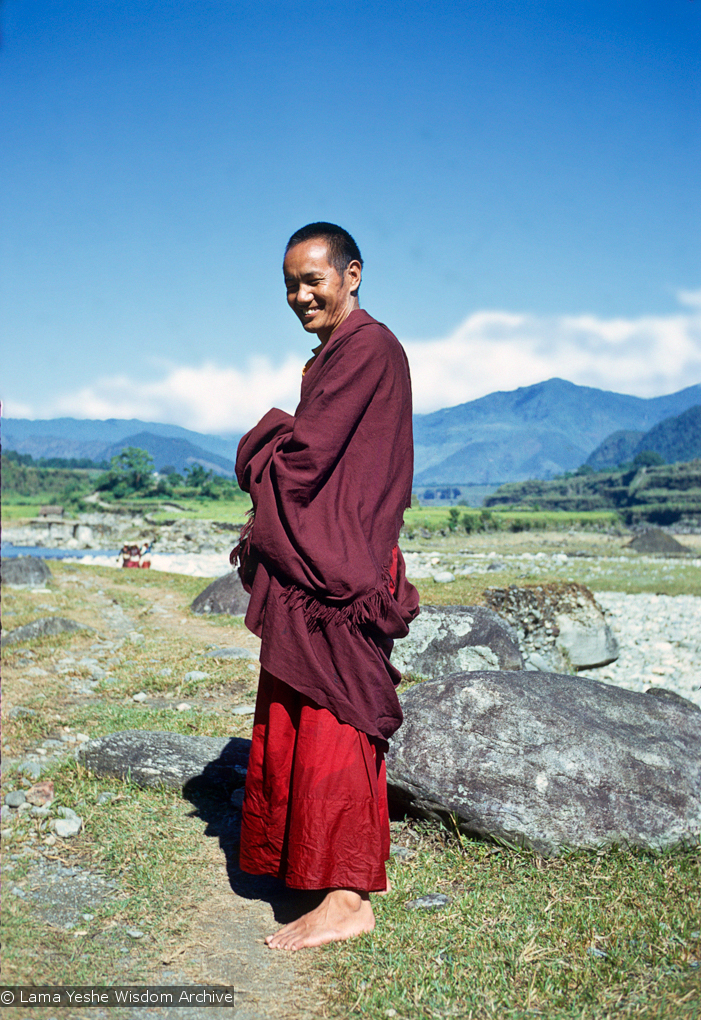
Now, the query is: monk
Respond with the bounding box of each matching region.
[232,222,419,950]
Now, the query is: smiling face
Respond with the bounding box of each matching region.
[283,238,362,345]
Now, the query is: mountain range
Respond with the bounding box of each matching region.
[2,418,241,478]
[412,378,701,483]
[4,377,701,484]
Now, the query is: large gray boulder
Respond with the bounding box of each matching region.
[392,605,523,677]
[190,571,250,616]
[485,583,619,671]
[1,555,52,588]
[1,617,92,647]
[386,671,701,855]
[77,730,251,789]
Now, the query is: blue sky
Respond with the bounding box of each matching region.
[2,0,700,432]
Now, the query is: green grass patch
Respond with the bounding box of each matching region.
[319,822,701,1019]
[96,495,252,522]
[404,507,621,535]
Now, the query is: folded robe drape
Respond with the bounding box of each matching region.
[233,309,420,747]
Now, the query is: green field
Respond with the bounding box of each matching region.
[403,506,621,534]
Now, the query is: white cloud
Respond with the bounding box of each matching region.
[31,356,306,433]
[677,288,701,309]
[8,290,701,431]
[404,290,701,414]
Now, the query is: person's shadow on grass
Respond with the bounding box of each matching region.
[181,738,326,924]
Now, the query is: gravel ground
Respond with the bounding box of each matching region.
[589,592,701,708]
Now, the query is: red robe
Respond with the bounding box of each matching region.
[234,309,419,889]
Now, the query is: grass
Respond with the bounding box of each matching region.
[320,823,701,1019]
[96,495,252,522]
[403,508,621,534]
[1,762,229,989]
[410,557,701,602]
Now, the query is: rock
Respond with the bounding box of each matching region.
[176,703,192,712]
[1,617,92,647]
[645,687,701,713]
[392,605,523,678]
[190,571,251,616]
[8,706,36,719]
[41,739,65,751]
[231,705,256,716]
[126,928,144,939]
[17,760,45,780]
[386,670,701,855]
[1,555,52,588]
[554,612,619,670]
[405,893,450,910]
[132,692,148,702]
[5,791,26,808]
[77,730,251,789]
[25,781,54,807]
[1,805,15,822]
[20,859,118,929]
[53,815,82,838]
[183,671,209,682]
[628,529,690,554]
[390,845,414,860]
[58,806,80,821]
[432,571,455,584]
[204,646,257,660]
[485,583,619,671]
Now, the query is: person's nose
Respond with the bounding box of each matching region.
[297,283,313,306]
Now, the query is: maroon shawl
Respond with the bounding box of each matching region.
[233,309,419,744]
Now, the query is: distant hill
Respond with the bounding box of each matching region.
[2,418,242,477]
[586,430,645,470]
[632,405,701,464]
[414,378,701,484]
[586,405,701,469]
[2,417,241,462]
[101,432,237,477]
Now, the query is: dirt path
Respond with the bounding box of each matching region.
[1,562,327,1019]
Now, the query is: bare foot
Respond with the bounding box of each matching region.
[265,889,375,951]
[375,877,392,896]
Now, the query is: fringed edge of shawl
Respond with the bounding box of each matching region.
[281,568,394,631]
[230,508,255,568]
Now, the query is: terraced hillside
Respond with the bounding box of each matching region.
[485,459,701,526]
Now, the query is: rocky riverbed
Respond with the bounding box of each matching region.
[3,512,241,554]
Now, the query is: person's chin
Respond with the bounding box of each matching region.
[300,316,322,332]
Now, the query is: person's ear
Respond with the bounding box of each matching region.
[345,259,362,294]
